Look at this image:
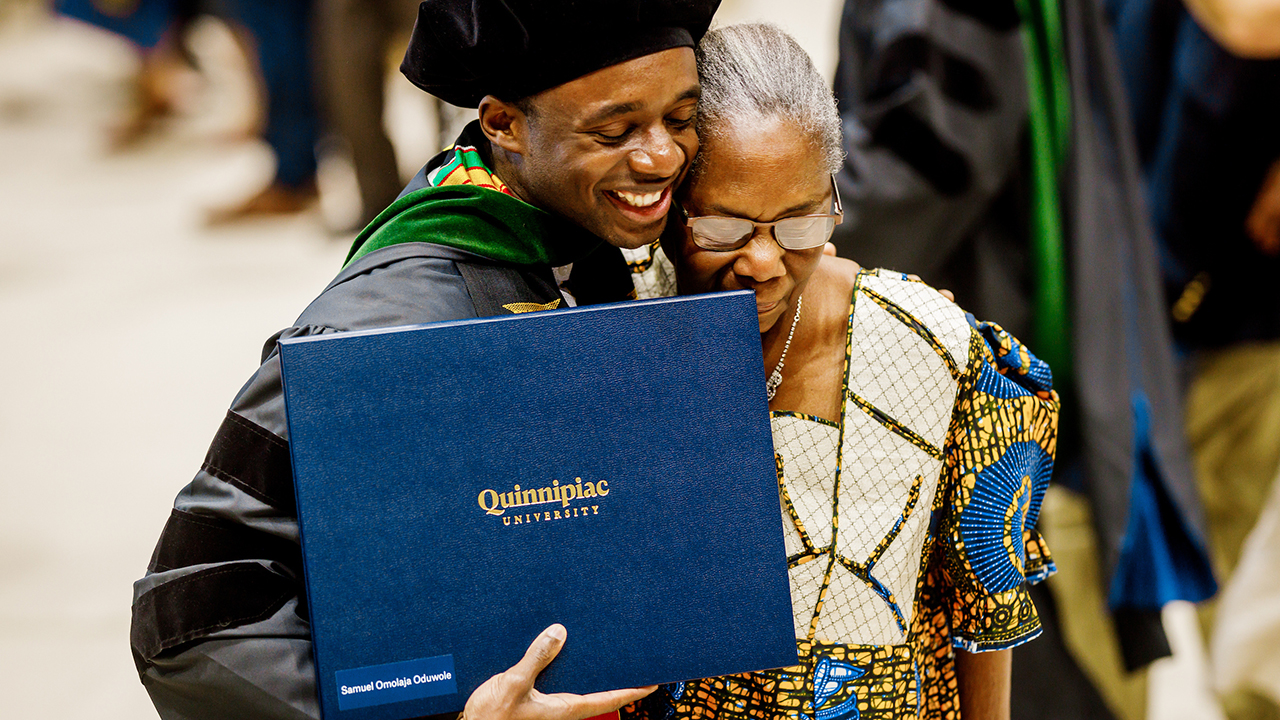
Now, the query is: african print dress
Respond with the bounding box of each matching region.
[624,268,1058,720]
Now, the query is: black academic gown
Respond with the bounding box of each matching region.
[130,147,633,719]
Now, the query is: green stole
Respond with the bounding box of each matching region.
[344,184,603,269]
[1017,0,1073,382]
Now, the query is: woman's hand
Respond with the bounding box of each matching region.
[461,624,657,720]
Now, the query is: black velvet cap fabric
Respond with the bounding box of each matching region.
[401,0,721,108]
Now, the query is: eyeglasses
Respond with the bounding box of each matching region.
[681,175,843,251]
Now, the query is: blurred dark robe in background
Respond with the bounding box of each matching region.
[830,0,1219,717]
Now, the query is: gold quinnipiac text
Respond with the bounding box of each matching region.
[476,478,610,527]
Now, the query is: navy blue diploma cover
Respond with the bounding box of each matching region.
[278,291,798,720]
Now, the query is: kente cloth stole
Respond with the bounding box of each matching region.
[426,142,514,196]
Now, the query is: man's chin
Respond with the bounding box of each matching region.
[606,235,661,250]
[596,222,667,250]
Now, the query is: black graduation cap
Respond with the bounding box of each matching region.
[401,0,721,108]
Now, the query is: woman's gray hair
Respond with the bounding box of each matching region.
[693,23,844,174]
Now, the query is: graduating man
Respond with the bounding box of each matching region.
[129,2,718,719]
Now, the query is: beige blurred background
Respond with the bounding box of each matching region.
[0,0,1222,718]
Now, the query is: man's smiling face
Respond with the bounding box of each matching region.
[498,47,701,249]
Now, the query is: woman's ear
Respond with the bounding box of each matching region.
[478,96,527,155]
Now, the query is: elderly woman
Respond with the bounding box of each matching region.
[463,22,1058,720]
[617,23,1060,720]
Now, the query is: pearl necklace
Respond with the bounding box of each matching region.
[765,295,802,401]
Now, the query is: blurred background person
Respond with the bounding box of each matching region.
[316,0,421,229]
[201,0,319,223]
[1108,0,1280,718]
[54,0,197,147]
[314,0,499,230]
[827,1,1220,719]
[54,0,321,222]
